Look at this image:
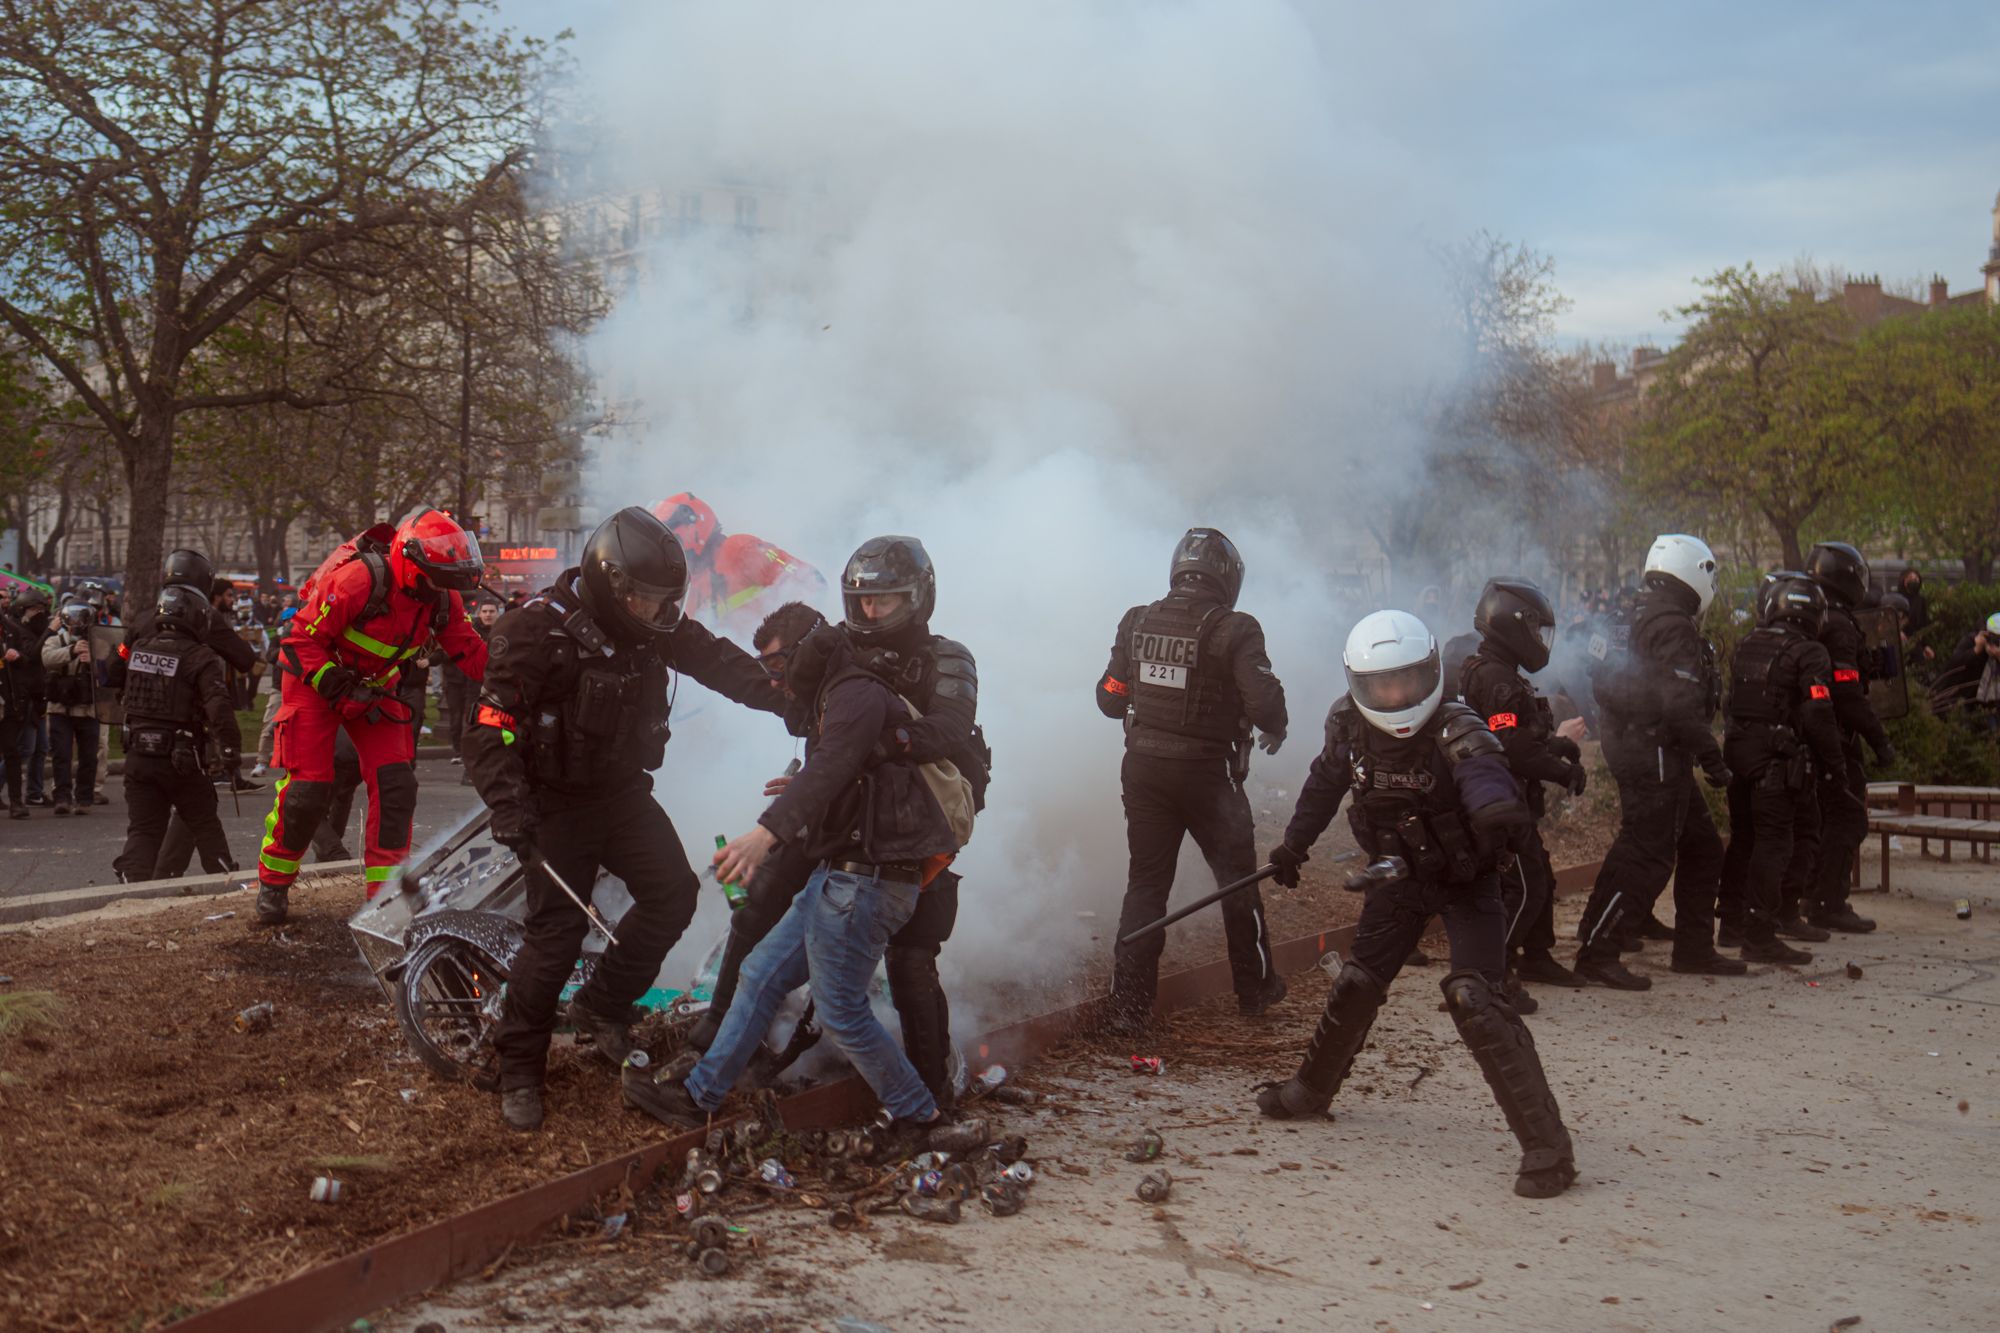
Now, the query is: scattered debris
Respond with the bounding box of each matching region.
[203,911,237,921]
[1136,1170,1173,1203]
[309,1177,343,1204]
[1408,1065,1432,1091]
[1955,900,1971,920]
[1829,1317,1862,1331]
[1130,1055,1164,1076]
[1124,1128,1165,1162]
[234,1001,275,1034]
[1449,1276,1483,1291]
[1845,963,1864,980]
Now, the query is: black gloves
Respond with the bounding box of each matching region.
[1268,842,1309,889]
[1549,736,1582,765]
[491,807,537,858]
[1873,742,1897,768]
[1699,753,1731,789]
[1468,800,1533,859]
[1565,760,1588,797]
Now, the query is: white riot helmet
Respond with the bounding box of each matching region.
[1643,534,1719,617]
[1344,609,1444,738]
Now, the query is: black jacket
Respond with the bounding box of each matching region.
[1094,592,1287,759]
[1616,592,1724,768]
[1459,646,1579,818]
[761,639,959,865]
[113,608,257,682]
[1820,604,1892,756]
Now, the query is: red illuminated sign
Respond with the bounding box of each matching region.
[496,547,559,560]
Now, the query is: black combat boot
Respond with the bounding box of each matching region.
[1515,947,1585,988]
[1739,920,1812,965]
[255,883,289,925]
[1255,961,1385,1120]
[501,1086,544,1132]
[1238,973,1288,1017]
[1670,947,1749,976]
[1441,969,1578,1198]
[1808,906,1876,934]
[564,997,639,1065]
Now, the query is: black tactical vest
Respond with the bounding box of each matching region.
[1728,627,1812,727]
[1331,699,1482,883]
[1126,591,1240,745]
[521,599,671,796]
[121,635,198,728]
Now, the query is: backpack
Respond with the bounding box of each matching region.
[899,694,977,849]
[296,522,448,636]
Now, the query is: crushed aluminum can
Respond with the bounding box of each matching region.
[1124,1127,1165,1163]
[824,1129,850,1157]
[697,1246,731,1276]
[899,1193,962,1224]
[1130,1055,1164,1076]
[695,1167,723,1195]
[829,1203,858,1231]
[912,1151,947,1171]
[235,1001,275,1034]
[980,1181,1024,1216]
[1957,899,1973,920]
[689,1216,729,1249]
[994,1134,1028,1165]
[975,1064,1008,1092]
[675,1192,695,1216]
[1136,1169,1173,1204]
[705,1126,728,1156]
[990,1085,1041,1106]
[915,1170,945,1197]
[309,1177,343,1204]
[847,1129,876,1160]
[732,1119,764,1151]
[1001,1161,1035,1186]
[759,1158,795,1189]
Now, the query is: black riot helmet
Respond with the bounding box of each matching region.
[1472,578,1556,673]
[1805,541,1869,608]
[577,506,688,645]
[155,583,213,637]
[1169,528,1244,608]
[12,587,50,618]
[1756,572,1826,635]
[162,548,214,595]
[840,536,936,645]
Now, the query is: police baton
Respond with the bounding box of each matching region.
[1119,864,1281,946]
[522,847,622,947]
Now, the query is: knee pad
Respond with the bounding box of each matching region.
[373,761,418,852]
[267,778,333,851]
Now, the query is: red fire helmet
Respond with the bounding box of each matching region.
[391,508,484,593]
[652,493,720,558]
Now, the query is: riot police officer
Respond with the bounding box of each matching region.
[688,536,988,1110]
[111,585,243,881]
[1715,573,1844,963]
[463,506,785,1132]
[1573,535,1737,989]
[1095,528,1287,1035]
[1457,579,1589,995]
[1802,542,1894,934]
[1258,610,1575,1199]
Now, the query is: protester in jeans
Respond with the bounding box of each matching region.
[627,593,967,1139]
[40,603,100,816]
[9,591,54,805]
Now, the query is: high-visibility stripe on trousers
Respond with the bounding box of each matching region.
[259,673,418,895]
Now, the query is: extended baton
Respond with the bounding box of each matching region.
[1119,863,1281,946]
[525,848,622,947]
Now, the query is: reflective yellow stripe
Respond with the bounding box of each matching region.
[259,773,294,875]
[364,866,395,883]
[260,852,300,876]
[723,583,767,610]
[341,626,418,662]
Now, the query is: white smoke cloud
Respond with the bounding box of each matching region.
[556,0,1469,1024]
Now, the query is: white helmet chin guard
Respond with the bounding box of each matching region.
[1344,609,1443,738]
[1644,534,1718,617]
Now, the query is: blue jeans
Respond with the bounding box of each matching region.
[687,864,935,1121]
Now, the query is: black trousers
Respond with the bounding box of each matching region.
[1505,824,1557,954]
[1576,730,1723,961]
[1351,872,1506,989]
[1110,752,1273,1018]
[493,783,702,1091]
[0,712,23,807]
[1718,764,1821,930]
[443,677,474,756]
[708,839,963,1098]
[115,755,234,881]
[47,713,99,806]
[1808,748,1866,916]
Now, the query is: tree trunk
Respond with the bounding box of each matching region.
[121,410,178,612]
[32,481,72,576]
[1774,521,1804,573]
[1964,550,1994,585]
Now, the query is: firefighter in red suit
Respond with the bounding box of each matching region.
[255,509,490,923]
[653,493,824,634]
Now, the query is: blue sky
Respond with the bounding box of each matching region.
[495,0,2000,349]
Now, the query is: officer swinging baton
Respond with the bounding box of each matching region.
[1119,864,1282,946]
[522,848,622,947]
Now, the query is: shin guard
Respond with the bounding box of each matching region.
[1256,960,1384,1120]
[1441,969,1577,1197]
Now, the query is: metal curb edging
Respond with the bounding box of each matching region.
[170,859,1606,1333]
[0,860,366,925]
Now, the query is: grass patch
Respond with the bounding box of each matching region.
[0,990,68,1035]
[309,1154,398,1174]
[145,1182,194,1207]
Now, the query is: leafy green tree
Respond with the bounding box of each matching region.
[0,0,551,606]
[1635,265,1886,570]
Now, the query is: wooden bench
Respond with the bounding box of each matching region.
[1856,783,2000,889]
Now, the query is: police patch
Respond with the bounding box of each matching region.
[1372,770,1436,791]
[129,649,177,676]
[1130,629,1197,690]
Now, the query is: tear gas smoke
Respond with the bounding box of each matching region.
[555,1,1468,1023]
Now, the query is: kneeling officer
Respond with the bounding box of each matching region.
[1258,610,1578,1199]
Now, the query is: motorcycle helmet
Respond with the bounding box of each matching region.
[653,493,720,559]
[840,536,936,645]
[1344,609,1443,738]
[1642,534,1719,617]
[1472,578,1556,673]
[578,506,687,643]
[1805,541,1869,608]
[155,584,213,637]
[390,508,484,594]
[162,549,214,595]
[1169,528,1245,608]
[1755,571,1826,635]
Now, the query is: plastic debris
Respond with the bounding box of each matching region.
[928,1117,993,1155]
[399,1088,420,1104]
[234,1001,275,1034]
[203,911,236,921]
[989,1085,1041,1105]
[832,1320,896,1333]
[975,1064,1008,1092]
[600,1212,627,1240]
[1318,949,1342,978]
[759,1158,795,1189]
[310,1177,343,1204]
[1124,1127,1165,1163]
[1136,1170,1172,1203]
[1130,1055,1164,1076]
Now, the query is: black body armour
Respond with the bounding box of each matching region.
[1126,591,1241,754]
[1727,628,1807,727]
[121,636,198,728]
[1459,653,1558,817]
[1331,698,1493,883]
[522,593,671,796]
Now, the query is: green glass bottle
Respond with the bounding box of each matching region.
[716,833,747,911]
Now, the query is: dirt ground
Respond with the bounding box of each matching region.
[375,854,1997,1333]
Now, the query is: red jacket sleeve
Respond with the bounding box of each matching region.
[286,560,374,683]
[435,592,489,680]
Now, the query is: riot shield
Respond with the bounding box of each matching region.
[1855,605,1908,721]
[86,623,125,724]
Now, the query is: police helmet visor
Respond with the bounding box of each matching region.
[59,603,92,632]
[1537,623,1556,649]
[407,527,485,592]
[1346,656,1442,713]
[606,564,682,632]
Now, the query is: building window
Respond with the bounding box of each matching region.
[734,194,758,230]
